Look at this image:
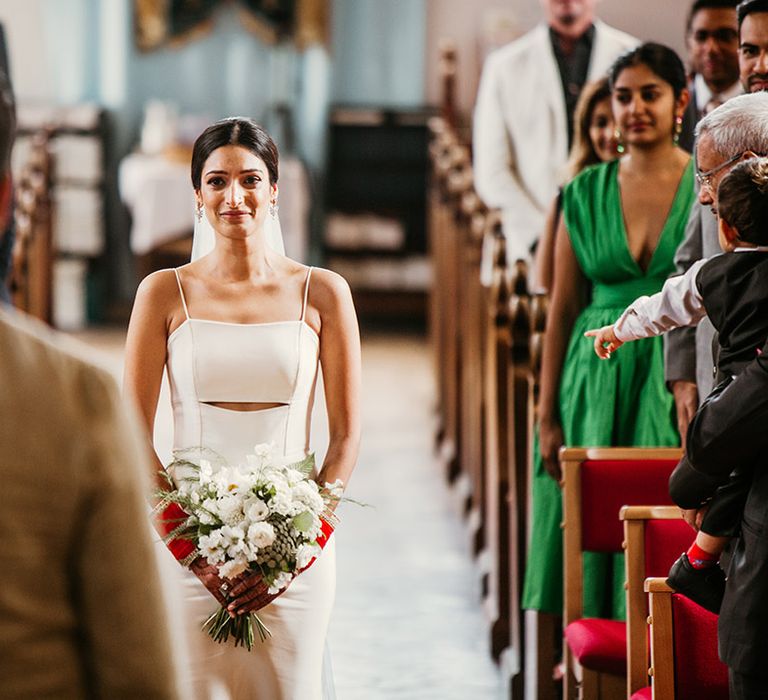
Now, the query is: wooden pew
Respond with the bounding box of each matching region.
[560,448,681,700]
[645,578,728,699]
[428,131,468,483]
[621,506,691,698]
[479,217,514,658]
[427,117,458,450]
[456,183,488,552]
[521,288,562,700]
[10,130,54,323]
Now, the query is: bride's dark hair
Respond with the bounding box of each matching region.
[191,117,279,190]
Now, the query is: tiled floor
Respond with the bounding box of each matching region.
[70,326,505,700]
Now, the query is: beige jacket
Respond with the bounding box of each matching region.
[473,20,638,260]
[0,309,179,699]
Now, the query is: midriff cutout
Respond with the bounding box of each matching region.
[201,401,288,412]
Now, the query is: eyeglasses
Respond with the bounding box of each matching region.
[690,28,738,45]
[695,152,743,190]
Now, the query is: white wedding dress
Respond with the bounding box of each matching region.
[165,266,336,700]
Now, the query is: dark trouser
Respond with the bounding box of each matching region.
[730,668,768,699]
[669,377,753,537]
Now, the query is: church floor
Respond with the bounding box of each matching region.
[70,326,506,700]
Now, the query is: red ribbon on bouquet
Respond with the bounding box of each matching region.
[301,517,335,573]
[156,501,197,562]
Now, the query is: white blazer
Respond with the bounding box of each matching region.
[473,20,638,261]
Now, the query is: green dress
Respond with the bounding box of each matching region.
[521,158,695,618]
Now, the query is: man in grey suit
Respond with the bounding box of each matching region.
[0,309,181,699]
[666,0,768,441]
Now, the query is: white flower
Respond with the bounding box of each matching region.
[292,481,324,512]
[216,495,245,526]
[247,521,276,549]
[270,492,294,516]
[244,496,269,522]
[253,442,274,458]
[199,498,219,525]
[220,524,247,559]
[199,531,225,564]
[268,571,293,595]
[214,465,254,497]
[284,467,304,485]
[220,558,249,580]
[296,542,319,569]
[324,479,345,499]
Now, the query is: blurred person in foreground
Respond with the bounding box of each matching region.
[473,0,637,263]
[0,308,180,699]
[0,22,15,304]
[534,75,619,291]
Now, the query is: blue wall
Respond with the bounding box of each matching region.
[331,0,427,107]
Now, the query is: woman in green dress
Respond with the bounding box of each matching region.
[522,43,696,619]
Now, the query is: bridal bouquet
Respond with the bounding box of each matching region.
[156,443,342,650]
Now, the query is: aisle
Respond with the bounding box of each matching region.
[69,327,505,699]
[327,331,504,700]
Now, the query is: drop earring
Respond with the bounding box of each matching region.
[269,200,279,218]
[615,127,625,155]
[673,115,683,145]
[196,201,203,222]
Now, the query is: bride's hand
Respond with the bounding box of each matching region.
[226,571,289,616]
[189,557,229,606]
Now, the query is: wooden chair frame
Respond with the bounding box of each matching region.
[645,577,676,700]
[561,447,682,700]
[621,505,683,697]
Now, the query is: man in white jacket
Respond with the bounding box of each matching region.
[473,0,637,262]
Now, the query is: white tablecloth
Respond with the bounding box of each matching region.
[119,153,194,255]
[119,152,310,261]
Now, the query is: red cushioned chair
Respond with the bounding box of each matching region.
[645,578,728,699]
[621,506,692,697]
[560,447,681,700]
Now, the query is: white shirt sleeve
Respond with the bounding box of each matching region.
[614,258,709,342]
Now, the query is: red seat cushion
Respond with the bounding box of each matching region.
[564,618,627,676]
[629,687,652,700]
[672,594,728,700]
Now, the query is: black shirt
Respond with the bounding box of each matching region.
[549,24,595,148]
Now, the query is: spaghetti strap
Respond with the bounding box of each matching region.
[300,267,313,322]
[173,268,191,320]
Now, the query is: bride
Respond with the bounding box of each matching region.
[123,117,361,699]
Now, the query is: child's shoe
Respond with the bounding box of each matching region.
[666,552,725,614]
